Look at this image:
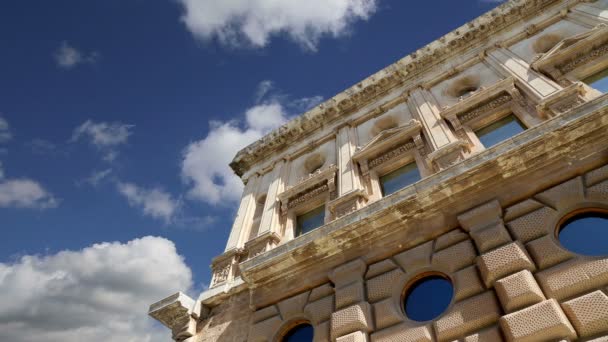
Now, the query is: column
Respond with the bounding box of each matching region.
[485,47,562,102]
[408,88,466,170]
[224,174,260,252]
[257,159,288,237]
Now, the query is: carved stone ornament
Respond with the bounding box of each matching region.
[531,24,608,81]
[210,248,244,288]
[148,292,198,341]
[243,232,281,260]
[327,189,368,220]
[352,120,423,175]
[536,82,588,118]
[278,164,337,212]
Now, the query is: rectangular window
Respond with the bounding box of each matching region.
[583,69,608,93]
[475,114,525,149]
[379,162,421,196]
[296,206,325,236]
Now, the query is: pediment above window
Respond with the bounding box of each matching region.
[352,119,423,175]
[278,164,337,212]
[531,25,608,82]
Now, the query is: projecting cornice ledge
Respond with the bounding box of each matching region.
[238,94,608,308]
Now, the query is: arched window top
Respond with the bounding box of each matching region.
[532,33,563,54]
[403,272,453,322]
[281,323,314,342]
[446,75,480,98]
[557,208,608,256]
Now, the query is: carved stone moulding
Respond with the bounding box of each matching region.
[352,119,424,176]
[536,82,588,118]
[278,164,337,213]
[327,189,369,220]
[243,231,282,260]
[210,247,245,288]
[532,24,608,84]
[428,140,470,171]
[148,292,202,341]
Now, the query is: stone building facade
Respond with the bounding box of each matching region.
[150,0,608,340]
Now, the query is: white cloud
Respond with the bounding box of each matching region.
[54,41,99,69]
[71,120,134,162]
[177,0,378,51]
[0,116,12,143]
[0,236,192,342]
[78,168,113,187]
[117,182,180,223]
[181,81,321,205]
[0,179,58,209]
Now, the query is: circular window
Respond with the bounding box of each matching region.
[403,273,454,322]
[282,323,313,342]
[557,209,608,256]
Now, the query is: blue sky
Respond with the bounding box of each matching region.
[0,1,502,340]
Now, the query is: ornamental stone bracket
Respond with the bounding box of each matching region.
[352,120,423,176]
[243,231,282,260]
[278,164,337,213]
[149,292,207,342]
[536,82,588,118]
[210,247,245,288]
[531,24,608,85]
[327,189,369,220]
[427,140,469,171]
[440,77,526,150]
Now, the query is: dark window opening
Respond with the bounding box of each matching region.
[403,274,453,322]
[558,209,608,256]
[282,323,314,342]
[296,206,325,236]
[475,114,525,148]
[379,162,421,196]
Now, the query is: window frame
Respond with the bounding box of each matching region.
[295,205,327,237]
[378,161,422,197]
[471,112,527,150]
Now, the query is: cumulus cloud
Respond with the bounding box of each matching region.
[177,0,378,51]
[117,182,181,223]
[0,179,58,209]
[71,120,134,162]
[0,236,192,342]
[181,81,322,205]
[0,115,12,143]
[54,41,99,69]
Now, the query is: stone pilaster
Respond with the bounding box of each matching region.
[258,159,288,237]
[568,1,608,27]
[408,87,466,170]
[225,174,261,251]
[484,47,562,103]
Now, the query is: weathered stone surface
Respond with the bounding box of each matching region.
[252,305,279,323]
[503,199,544,222]
[495,270,545,313]
[453,265,485,302]
[304,295,334,325]
[337,331,369,342]
[371,323,432,342]
[329,259,367,288]
[499,299,576,342]
[477,241,536,287]
[249,316,282,342]
[310,283,335,302]
[506,207,557,243]
[463,325,504,342]
[432,239,477,273]
[373,298,403,330]
[277,291,310,320]
[365,259,398,279]
[561,290,608,338]
[586,164,608,186]
[331,302,374,340]
[314,321,331,342]
[393,241,433,271]
[336,281,365,310]
[470,222,512,253]
[434,229,469,252]
[367,268,405,303]
[535,177,585,210]
[526,235,573,270]
[536,258,608,301]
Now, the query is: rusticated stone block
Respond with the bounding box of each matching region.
[506,206,557,243]
[435,229,469,251]
[495,270,545,313]
[278,291,310,320]
[304,295,334,325]
[561,290,608,338]
[453,265,485,302]
[252,305,278,323]
[365,259,398,279]
[470,222,512,253]
[331,302,373,339]
[526,235,573,270]
[457,200,503,232]
[367,268,405,303]
[432,239,477,273]
[587,336,608,342]
[477,241,536,287]
[586,164,608,186]
[499,299,576,342]
[463,325,504,342]
[336,331,368,342]
[373,298,403,330]
[504,199,544,222]
[535,177,585,210]
[336,281,365,310]
[314,321,330,342]
[370,323,432,342]
[329,259,367,288]
[310,283,334,302]
[587,179,608,202]
[249,316,282,342]
[536,258,608,301]
[433,291,501,342]
[393,241,433,271]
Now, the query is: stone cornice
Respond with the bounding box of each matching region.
[230,0,588,178]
